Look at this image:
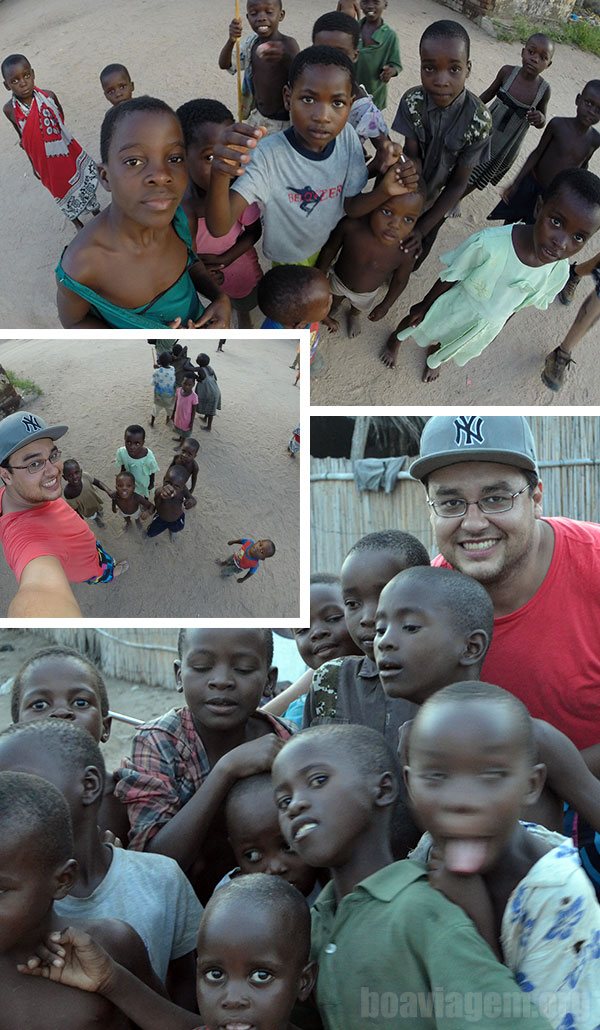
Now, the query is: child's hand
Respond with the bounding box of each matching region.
[211,123,267,178]
[381,162,411,198]
[224,734,286,778]
[379,65,397,83]
[370,140,403,176]
[368,302,390,322]
[101,829,124,848]
[228,17,243,41]
[168,318,183,329]
[17,927,115,994]
[255,41,286,62]
[183,496,197,509]
[189,296,231,329]
[526,108,544,128]
[401,227,422,258]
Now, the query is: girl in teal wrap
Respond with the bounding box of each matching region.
[55,97,231,330]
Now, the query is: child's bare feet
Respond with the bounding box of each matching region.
[380,332,400,368]
[124,517,131,531]
[323,315,339,334]
[422,344,441,383]
[348,309,361,338]
[113,560,129,577]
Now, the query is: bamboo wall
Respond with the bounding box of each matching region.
[49,629,178,688]
[311,416,600,573]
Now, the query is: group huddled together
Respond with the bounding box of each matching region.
[3,1,599,389]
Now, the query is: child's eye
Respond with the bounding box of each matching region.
[249,970,274,985]
[169,154,185,164]
[300,96,315,104]
[421,771,446,781]
[332,99,347,108]
[309,773,328,788]
[550,217,562,227]
[29,699,49,711]
[482,769,507,779]
[243,849,262,863]
[204,968,225,983]
[404,216,415,224]
[276,795,291,811]
[344,599,360,610]
[381,207,392,216]
[73,698,91,708]
[573,233,585,244]
[402,623,421,633]
[124,157,143,167]
[325,614,344,624]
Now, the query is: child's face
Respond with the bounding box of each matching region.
[575,84,600,128]
[3,59,34,103]
[406,699,543,875]
[115,473,135,499]
[283,65,353,153]
[521,36,553,75]
[196,899,312,1030]
[176,629,275,732]
[62,462,82,487]
[0,828,74,954]
[360,0,387,22]
[180,442,199,462]
[16,656,109,742]
[227,784,317,895]
[102,70,134,106]
[420,37,471,108]
[250,540,274,560]
[181,377,195,395]
[313,30,358,63]
[533,187,600,265]
[341,547,411,660]
[186,121,231,193]
[124,431,145,458]
[246,0,284,38]
[100,110,187,227]
[369,191,424,246]
[374,576,469,705]
[294,581,355,670]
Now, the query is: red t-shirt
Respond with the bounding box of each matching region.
[433,517,600,749]
[0,488,101,583]
[233,538,259,574]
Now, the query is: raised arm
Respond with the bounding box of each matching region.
[205,123,265,237]
[8,555,81,617]
[218,16,243,70]
[316,219,347,273]
[262,668,313,716]
[344,158,419,218]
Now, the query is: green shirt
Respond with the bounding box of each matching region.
[311,861,553,1029]
[355,20,402,111]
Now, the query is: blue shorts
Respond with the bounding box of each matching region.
[85,541,116,584]
[146,512,185,537]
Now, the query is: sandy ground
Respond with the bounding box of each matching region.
[0,336,300,618]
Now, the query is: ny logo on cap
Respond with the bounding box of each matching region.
[21,414,41,434]
[454,416,484,447]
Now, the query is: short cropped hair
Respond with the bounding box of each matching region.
[293,723,397,780]
[257,265,329,325]
[0,720,106,788]
[125,423,145,440]
[11,644,109,722]
[204,873,310,965]
[544,168,600,212]
[100,95,177,163]
[225,771,273,830]
[584,79,600,93]
[345,530,430,568]
[0,770,74,866]
[177,628,275,667]
[288,45,354,90]
[312,12,360,48]
[62,458,80,474]
[310,572,341,586]
[157,351,172,367]
[1,54,29,78]
[176,98,234,148]
[100,63,130,83]
[420,20,471,59]
[261,540,276,557]
[386,566,494,648]
[116,469,135,486]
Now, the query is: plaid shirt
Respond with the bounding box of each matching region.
[114,705,293,850]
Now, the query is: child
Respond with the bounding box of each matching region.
[146,464,196,541]
[207,47,380,267]
[218,1,300,134]
[217,537,276,581]
[169,438,199,494]
[114,628,293,903]
[542,249,600,391]
[55,96,231,329]
[355,0,401,111]
[272,725,555,1030]
[170,343,195,386]
[20,876,315,1030]
[491,79,600,225]
[115,424,159,498]
[384,168,600,379]
[150,352,175,427]
[177,99,262,330]
[194,354,221,432]
[317,170,425,336]
[2,54,99,229]
[258,265,334,328]
[0,769,162,1030]
[62,459,114,528]
[100,64,134,106]
[406,683,600,1028]
[287,424,300,456]
[0,720,201,1009]
[391,21,492,267]
[467,35,552,196]
[172,374,198,444]
[112,471,154,530]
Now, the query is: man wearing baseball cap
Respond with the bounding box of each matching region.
[0,411,128,616]
[410,414,600,756]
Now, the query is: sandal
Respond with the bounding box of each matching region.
[558,264,581,306]
[541,346,575,392]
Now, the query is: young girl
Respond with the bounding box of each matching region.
[467,34,552,196]
[177,98,262,330]
[115,424,159,499]
[382,168,600,380]
[150,352,176,427]
[194,354,221,432]
[55,96,231,329]
[172,374,198,445]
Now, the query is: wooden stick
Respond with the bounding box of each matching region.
[235,0,242,121]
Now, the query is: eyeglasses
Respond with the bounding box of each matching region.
[427,484,529,518]
[7,448,62,475]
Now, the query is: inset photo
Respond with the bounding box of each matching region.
[0,336,303,619]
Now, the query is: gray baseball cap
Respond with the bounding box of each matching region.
[409,415,538,481]
[0,411,68,465]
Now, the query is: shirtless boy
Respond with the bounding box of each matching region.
[112,471,153,530]
[146,464,196,541]
[170,439,199,494]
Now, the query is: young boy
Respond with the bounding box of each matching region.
[146,464,196,542]
[0,769,162,1030]
[272,725,555,1030]
[218,1,300,134]
[491,79,600,224]
[355,0,402,111]
[169,438,199,494]
[2,54,100,229]
[172,375,198,445]
[113,629,293,903]
[100,64,134,107]
[217,537,276,581]
[62,459,114,528]
[150,352,175,427]
[317,170,425,336]
[0,720,201,1010]
[390,21,492,267]
[115,425,158,499]
[112,471,154,530]
[19,876,315,1030]
[258,265,334,328]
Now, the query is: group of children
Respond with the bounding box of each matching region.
[2,586,600,1028]
[4,3,599,387]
